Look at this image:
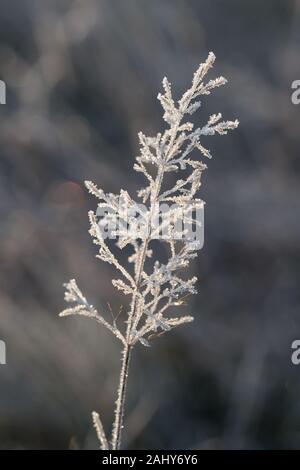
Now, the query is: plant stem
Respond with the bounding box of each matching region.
[111,343,132,450]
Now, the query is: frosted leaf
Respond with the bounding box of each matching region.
[139,337,151,347]
[112,279,133,295]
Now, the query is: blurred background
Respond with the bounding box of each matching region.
[0,0,300,450]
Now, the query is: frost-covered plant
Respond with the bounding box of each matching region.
[60,52,238,450]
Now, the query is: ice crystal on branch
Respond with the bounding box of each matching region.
[59,52,239,450]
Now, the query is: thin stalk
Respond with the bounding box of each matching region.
[111,343,132,450]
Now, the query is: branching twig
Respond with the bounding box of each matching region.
[59,52,238,450]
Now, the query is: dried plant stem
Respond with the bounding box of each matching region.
[112,240,150,450]
[111,343,132,450]
[92,411,109,450]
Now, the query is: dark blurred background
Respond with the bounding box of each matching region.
[0,0,300,450]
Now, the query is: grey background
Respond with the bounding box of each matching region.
[0,0,300,449]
